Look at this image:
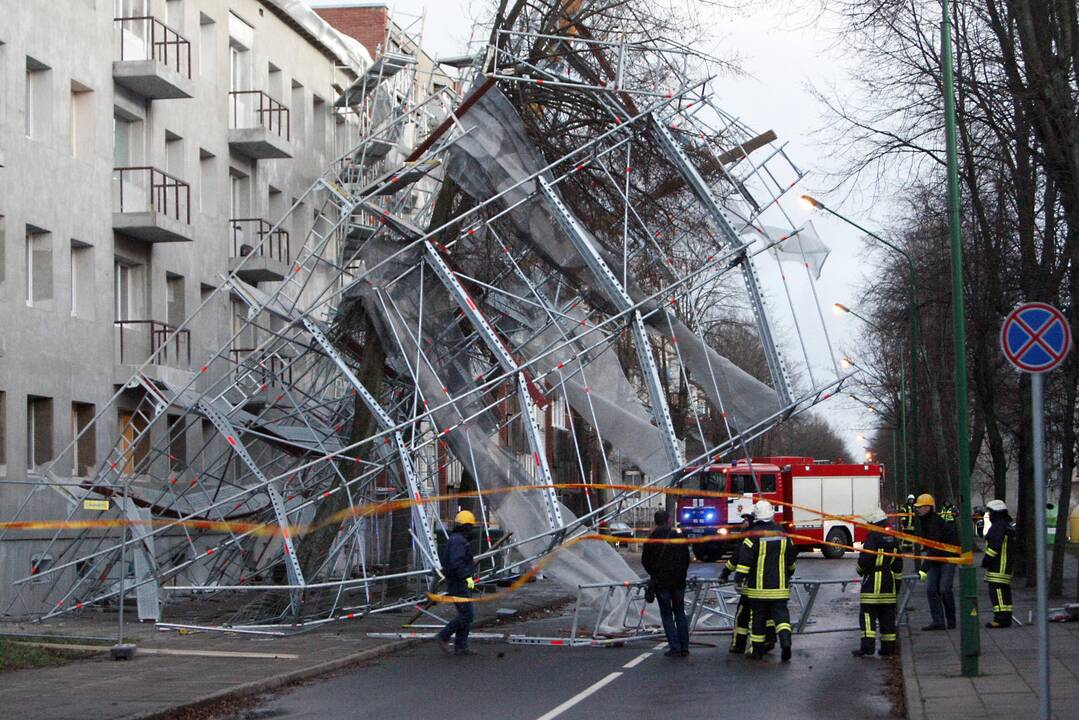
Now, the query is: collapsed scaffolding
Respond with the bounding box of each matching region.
[3,4,850,632]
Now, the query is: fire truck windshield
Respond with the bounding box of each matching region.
[683,472,724,493]
[729,473,777,493]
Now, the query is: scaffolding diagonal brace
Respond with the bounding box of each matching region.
[302,318,442,574]
[649,116,793,406]
[196,399,306,615]
[538,177,685,473]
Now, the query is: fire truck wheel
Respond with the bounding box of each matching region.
[822,527,850,559]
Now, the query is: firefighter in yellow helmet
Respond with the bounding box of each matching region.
[435,510,478,655]
[914,494,959,631]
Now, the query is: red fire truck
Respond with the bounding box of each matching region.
[676,456,883,562]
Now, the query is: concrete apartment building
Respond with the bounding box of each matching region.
[0,0,382,612]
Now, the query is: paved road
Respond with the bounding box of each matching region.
[249,556,896,720]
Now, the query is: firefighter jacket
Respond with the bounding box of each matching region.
[857,527,903,604]
[721,527,749,582]
[900,504,917,533]
[981,513,1015,585]
[734,520,796,600]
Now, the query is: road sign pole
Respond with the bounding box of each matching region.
[1030,372,1050,720]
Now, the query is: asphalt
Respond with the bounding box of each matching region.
[248,554,898,720]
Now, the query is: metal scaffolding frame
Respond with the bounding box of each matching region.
[4,16,850,631]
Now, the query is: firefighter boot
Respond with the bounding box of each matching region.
[780,636,792,663]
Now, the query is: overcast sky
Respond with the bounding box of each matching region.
[310,0,889,459]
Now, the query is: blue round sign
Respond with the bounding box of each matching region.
[1000,302,1072,373]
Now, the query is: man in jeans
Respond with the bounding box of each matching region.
[642,509,690,657]
[914,494,958,630]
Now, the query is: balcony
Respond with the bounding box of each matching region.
[228,91,292,160]
[115,320,192,384]
[228,219,291,283]
[113,16,193,100]
[113,167,193,243]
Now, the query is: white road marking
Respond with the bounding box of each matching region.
[534,671,623,720]
[622,652,652,669]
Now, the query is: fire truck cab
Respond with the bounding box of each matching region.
[676,456,883,562]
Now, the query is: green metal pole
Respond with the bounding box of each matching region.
[898,360,909,501]
[941,0,979,677]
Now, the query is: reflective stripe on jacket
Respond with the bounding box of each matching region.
[734,521,796,600]
[857,529,902,604]
[981,517,1015,586]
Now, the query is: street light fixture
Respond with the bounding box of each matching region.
[804,194,922,492]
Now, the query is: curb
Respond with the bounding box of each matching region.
[120,639,417,720]
[899,625,924,720]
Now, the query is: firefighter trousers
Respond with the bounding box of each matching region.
[987,582,1013,626]
[729,595,774,652]
[749,599,790,654]
[858,602,897,655]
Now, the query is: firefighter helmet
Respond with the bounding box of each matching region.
[986,499,1008,513]
[906,494,916,504]
[914,493,935,508]
[753,499,775,522]
[454,510,477,526]
[866,508,888,524]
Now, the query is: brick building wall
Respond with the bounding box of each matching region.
[314,5,390,59]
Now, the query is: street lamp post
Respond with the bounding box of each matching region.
[835,304,910,499]
[805,196,921,494]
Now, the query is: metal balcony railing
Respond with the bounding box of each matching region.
[115,320,191,366]
[114,166,191,224]
[115,16,191,78]
[229,91,290,140]
[229,218,290,264]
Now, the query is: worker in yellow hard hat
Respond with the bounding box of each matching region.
[913,493,959,631]
[435,509,479,655]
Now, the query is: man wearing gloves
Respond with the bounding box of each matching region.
[435,510,479,655]
[735,500,797,662]
[913,493,959,631]
[853,508,903,657]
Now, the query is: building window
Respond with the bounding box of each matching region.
[25,56,50,139]
[70,240,93,317]
[0,215,6,285]
[25,225,52,307]
[166,0,184,33]
[167,414,186,473]
[165,130,184,179]
[30,553,54,583]
[115,260,135,321]
[71,402,95,477]
[166,273,185,327]
[69,81,94,158]
[313,95,327,155]
[27,395,53,470]
[291,81,305,145]
[0,391,7,476]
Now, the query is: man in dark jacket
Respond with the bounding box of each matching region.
[914,494,958,631]
[435,510,478,655]
[981,499,1015,628]
[720,510,757,654]
[853,508,903,657]
[642,509,690,657]
[735,500,797,662]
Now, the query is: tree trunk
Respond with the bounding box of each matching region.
[298,314,386,581]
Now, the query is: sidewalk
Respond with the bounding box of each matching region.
[902,552,1079,720]
[0,580,571,720]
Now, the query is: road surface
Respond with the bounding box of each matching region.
[247,555,898,720]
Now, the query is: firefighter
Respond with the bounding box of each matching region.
[435,510,478,655]
[719,509,757,654]
[900,494,917,553]
[982,499,1015,628]
[735,499,797,662]
[914,494,958,631]
[853,508,903,657]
